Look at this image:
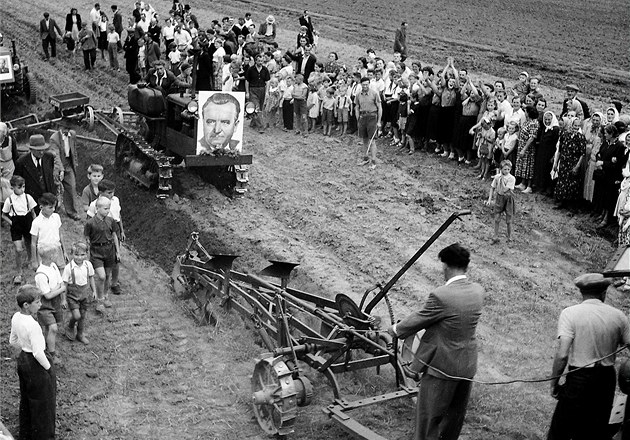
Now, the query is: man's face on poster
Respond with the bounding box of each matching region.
[202,101,239,149]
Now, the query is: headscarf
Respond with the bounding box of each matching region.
[543,111,559,132]
[587,112,605,133]
[605,106,620,125]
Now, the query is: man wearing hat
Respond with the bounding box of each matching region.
[14,135,57,214]
[561,84,585,121]
[547,273,630,440]
[258,15,276,44]
[49,120,81,220]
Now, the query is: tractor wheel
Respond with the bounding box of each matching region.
[84,105,95,131]
[24,73,36,104]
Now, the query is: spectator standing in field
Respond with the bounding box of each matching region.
[560,84,585,121]
[290,43,316,84]
[582,112,605,203]
[547,273,630,440]
[514,106,539,193]
[299,10,314,42]
[148,17,161,45]
[97,12,109,60]
[64,8,82,53]
[291,73,309,136]
[486,160,516,243]
[258,15,277,44]
[80,163,103,214]
[62,242,96,344]
[34,245,67,366]
[84,196,120,313]
[39,12,63,61]
[106,24,120,71]
[388,244,484,440]
[49,119,82,221]
[280,75,294,131]
[161,17,175,52]
[2,175,37,285]
[0,122,18,180]
[110,5,123,51]
[532,111,560,195]
[593,124,626,228]
[14,135,57,214]
[552,117,587,209]
[123,24,140,83]
[89,3,101,39]
[30,192,67,269]
[393,22,407,60]
[354,76,382,169]
[78,22,98,70]
[245,53,271,133]
[9,285,57,440]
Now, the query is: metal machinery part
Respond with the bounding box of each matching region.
[251,356,313,436]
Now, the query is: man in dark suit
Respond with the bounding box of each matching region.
[14,135,57,214]
[298,10,314,42]
[111,5,124,50]
[49,120,81,220]
[40,12,63,60]
[289,44,316,84]
[394,22,408,60]
[389,243,484,440]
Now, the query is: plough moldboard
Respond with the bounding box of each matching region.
[171,211,471,439]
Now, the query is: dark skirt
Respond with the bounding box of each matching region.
[416,104,431,138]
[533,128,560,190]
[437,106,456,144]
[426,104,441,141]
[455,114,477,153]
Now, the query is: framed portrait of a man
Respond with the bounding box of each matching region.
[0,54,14,83]
[196,91,245,155]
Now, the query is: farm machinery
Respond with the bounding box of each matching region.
[171,210,471,439]
[0,37,36,105]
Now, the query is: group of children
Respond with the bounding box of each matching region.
[4,163,123,366]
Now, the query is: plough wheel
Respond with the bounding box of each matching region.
[112,106,124,125]
[251,356,297,436]
[84,105,95,131]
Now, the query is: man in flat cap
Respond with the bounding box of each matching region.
[547,273,630,440]
[561,84,587,121]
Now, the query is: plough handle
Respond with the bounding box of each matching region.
[363,210,471,315]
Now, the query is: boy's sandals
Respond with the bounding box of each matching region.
[65,324,76,341]
[76,335,90,345]
[95,303,107,314]
[13,274,23,285]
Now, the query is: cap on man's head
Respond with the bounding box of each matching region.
[29,134,48,150]
[566,84,580,92]
[180,62,191,71]
[574,273,611,295]
[266,15,275,24]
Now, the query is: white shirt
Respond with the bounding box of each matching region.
[445,274,467,286]
[89,8,101,24]
[161,24,175,40]
[9,312,51,370]
[86,196,121,221]
[30,213,62,247]
[62,260,95,286]
[2,193,37,217]
[35,263,63,294]
[173,29,192,47]
[62,133,71,157]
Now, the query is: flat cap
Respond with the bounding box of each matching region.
[566,84,580,92]
[574,273,611,295]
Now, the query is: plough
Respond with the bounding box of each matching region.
[171,210,471,438]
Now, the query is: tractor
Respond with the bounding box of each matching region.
[0,36,36,104]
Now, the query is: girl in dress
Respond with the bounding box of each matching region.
[514,106,540,193]
[263,76,282,129]
[98,12,109,60]
[475,118,496,179]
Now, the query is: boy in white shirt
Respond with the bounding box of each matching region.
[1,175,37,284]
[34,245,67,365]
[62,242,96,344]
[30,192,67,269]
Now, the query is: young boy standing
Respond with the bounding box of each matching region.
[80,163,104,214]
[1,175,37,284]
[84,197,120,313]
[30,193,67,269]
[62,242,96,344]
[87,179,125,295]
[486,160,516,243]
[34,245,67,365]
[9,285,57,440]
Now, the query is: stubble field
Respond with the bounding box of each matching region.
[1,0,629,439]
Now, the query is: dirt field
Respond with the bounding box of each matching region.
[1,0,629,439]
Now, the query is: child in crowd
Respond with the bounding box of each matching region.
[30,193,66,270]
[307,83,320,133]
[87,179,125,296]
[34,245,67,365]
[405,91,420,154]
[336,84,350,136]
[137,37,147,77]
[475,117,496,179]
[10,285,56,440]
[263,76,282,129]
[81,163,104,214]
[2,175,37,284]
[84,197,120,313]
[321,87,336,136]
[397,89,409,149]
[292,73,308,136]
[280,75,294,131]
[502,121,519,167]
[62,242,96,344]
[512,71,530,100]
[486,160,516,243]
[493,127,507,170]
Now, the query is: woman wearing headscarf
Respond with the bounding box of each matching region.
[552,117,587,209]
[615,147,630,245]
[515,105,539,193]
[532,110,559,195]
[604,106,620,128]
[593,124,626,227]
[582,112,605,204]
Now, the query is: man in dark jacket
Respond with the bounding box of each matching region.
[14,135,57,214]
[111,5,123,50]
[39,12,63,60]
